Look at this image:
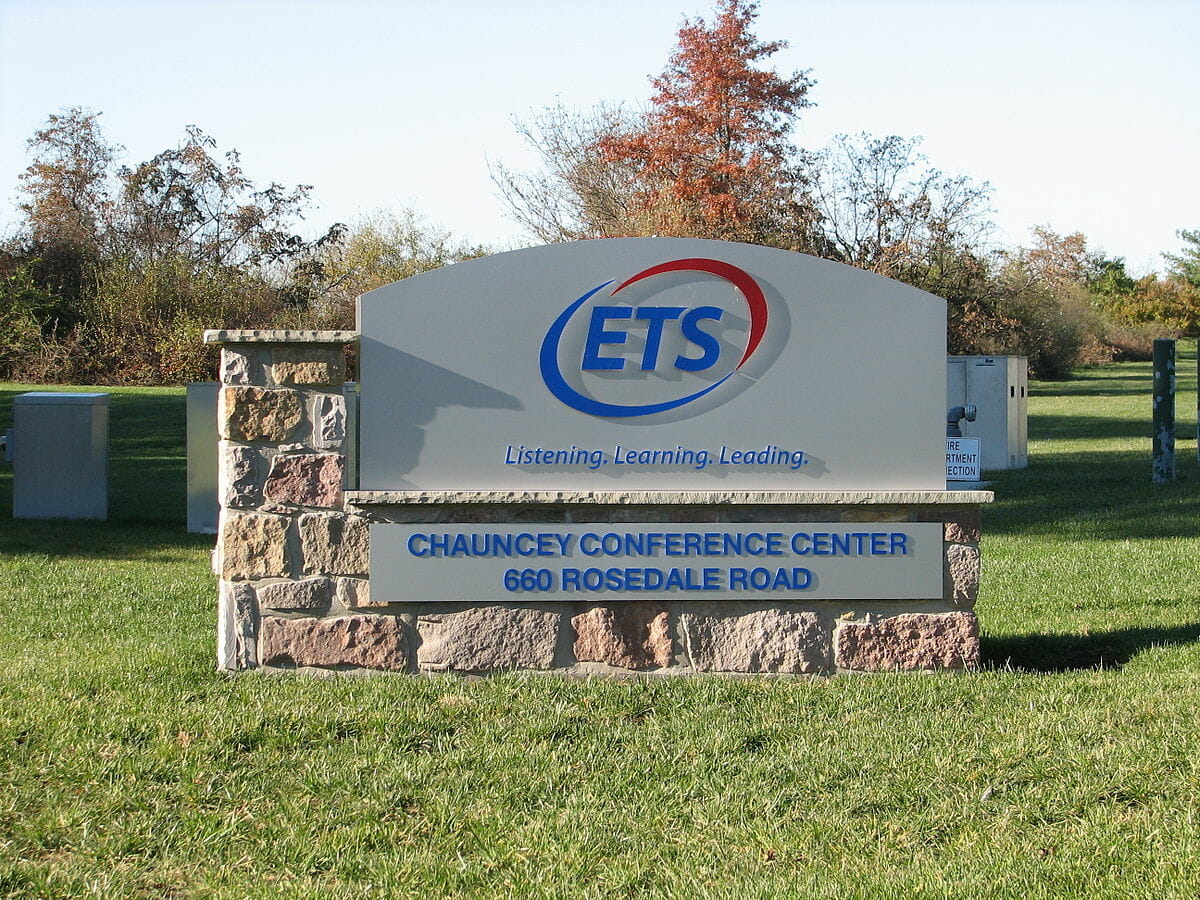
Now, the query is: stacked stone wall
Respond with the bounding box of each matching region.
[208,332,988,677]
[315,500,981,675]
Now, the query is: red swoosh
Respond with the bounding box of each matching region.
[611,258,767,368]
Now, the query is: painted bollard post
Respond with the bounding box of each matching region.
[1152,338,1176,483]
[209,238,992,675]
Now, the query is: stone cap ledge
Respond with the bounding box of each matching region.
[346,489,994,507]
[203,329,359,344]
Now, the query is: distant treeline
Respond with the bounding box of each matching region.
[4,5,1200,386]
[0,109,482,384]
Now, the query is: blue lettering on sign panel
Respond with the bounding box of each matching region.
[394,527,918,598]
[581,306,633,371]
[635,306,685,370]
[675,306,724,371]
[539,258,771,417]
[371,523,943,604]
[501,443,811,472]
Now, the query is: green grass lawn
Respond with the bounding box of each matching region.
[1,358,1199,899]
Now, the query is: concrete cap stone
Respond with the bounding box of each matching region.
[203,329,358,344]
[346,489,994,507]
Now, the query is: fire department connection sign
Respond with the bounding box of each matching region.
[357,238,947,491]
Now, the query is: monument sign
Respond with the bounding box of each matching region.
[208,238,990,675]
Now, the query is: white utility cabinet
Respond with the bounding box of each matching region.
[13,392,109,519]
[947,356,1028,471]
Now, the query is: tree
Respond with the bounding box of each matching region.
[1080,231,1200,340]
[115,125,341,273]
[14,107,120,324]
[18,107,117,254]
[6,110,349,382]
[94,127,346,379]
[491,104,646,243]
[0,253,61,378]
[304,209,486,328]
[1163,228,1200,289]
[1101,275,1200,336]
[495,0,818,247]
[804,132,1008,358]
[983,229,1101,378]
[811,133,993,279]
[1087,256,1137,299]
[598,0,816,244]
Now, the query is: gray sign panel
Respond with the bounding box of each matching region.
[370,522,944,603]
[359,238,946,491]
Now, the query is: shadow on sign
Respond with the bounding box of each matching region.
[361,340,523,485]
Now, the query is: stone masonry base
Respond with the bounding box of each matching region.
[248,602,979,676]
[207,330,990,678]
[218,494,985,677]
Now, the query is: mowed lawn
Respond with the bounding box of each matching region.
[1,356,1199,899]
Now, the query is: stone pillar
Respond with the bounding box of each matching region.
[205,329,405,672]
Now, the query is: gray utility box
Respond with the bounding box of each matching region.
[343,381,359,490]
[947,356,1028,470]
[186,381,359,533]
[12,392,109,519]
[186,383,220,534]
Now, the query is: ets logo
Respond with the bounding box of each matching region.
[539,258,771,417]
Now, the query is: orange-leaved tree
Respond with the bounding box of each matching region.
[597,0,816,246]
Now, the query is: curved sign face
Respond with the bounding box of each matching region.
[358,238,947,491]
[539,258,769,418]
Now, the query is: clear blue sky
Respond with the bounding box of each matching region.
[1,0,1196,273]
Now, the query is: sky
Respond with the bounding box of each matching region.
[1,0,1196,274]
